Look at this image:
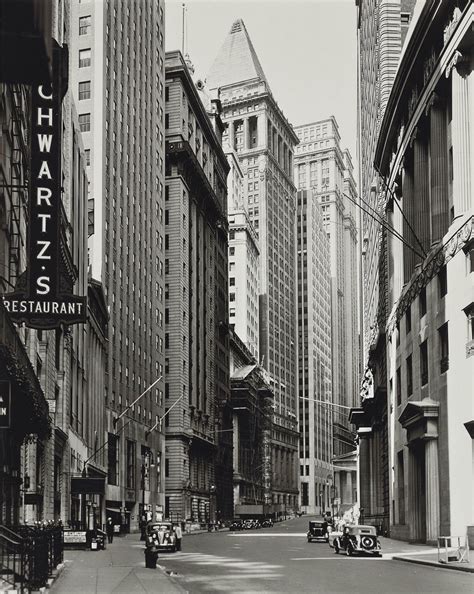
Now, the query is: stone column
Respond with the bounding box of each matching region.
[257,113,266,149]
[359,437,371,519]
[402,153,415,283]
[346,471,353,505]
[243,118,249,151]
[408,447,419,541]
[428,95,449,242]
[451,59,471,215]
[228,120,235,151]
[425,439,440,545]
[334,470,341,506]
[413,129,430,255]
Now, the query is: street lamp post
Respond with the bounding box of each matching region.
[140,450,152,541]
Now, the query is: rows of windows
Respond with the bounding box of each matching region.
[395,323,449,407]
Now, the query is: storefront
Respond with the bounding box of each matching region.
[0,303,50,526]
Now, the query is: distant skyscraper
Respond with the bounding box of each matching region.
[294,118,359,461]
[208,19,300,514]
[296,190,333,515]
[71,0,166,531]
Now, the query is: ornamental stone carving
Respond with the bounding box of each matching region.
[408,86,419,119]
[386,216,474,336]
[423,48,437,85]
[443,7,462,46]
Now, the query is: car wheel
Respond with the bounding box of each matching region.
[334,542,339,554]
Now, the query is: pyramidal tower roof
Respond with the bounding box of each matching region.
[207,19,268,91]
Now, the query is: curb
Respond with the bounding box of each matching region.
[392,555,474,573]
[184,528,229,536]
[156,563,188,593]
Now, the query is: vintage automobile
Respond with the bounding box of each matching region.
[333,525,382,556]
[229,520,244,531]
[145,522,177,552]
[307,520,329,543]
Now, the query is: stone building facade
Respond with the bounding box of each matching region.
[0,0,107,530]
[373,1,474,544]
[294,119,359,459]
[352,0,416,536]
[164,51,231,524]
[296,190,333,515]
[70,0,167,532]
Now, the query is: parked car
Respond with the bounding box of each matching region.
[146,522,177,552]
[307,520,329,543]
[333,525,382,556]
[261,519,274,528]
[229,520,244,531]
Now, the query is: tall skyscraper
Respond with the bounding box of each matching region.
[352,0,416,535]
[70,0,166,531]
[208,19,300,514]
[294,118,359,461]
[226,145,260,361]
[296,190,332,515]
[164,51,231,523]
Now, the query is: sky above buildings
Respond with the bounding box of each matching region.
[166,0,358,160]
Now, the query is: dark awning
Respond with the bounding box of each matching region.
[71,477,105,495]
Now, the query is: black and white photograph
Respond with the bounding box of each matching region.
[0,0,473,592]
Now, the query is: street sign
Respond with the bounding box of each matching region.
[63,531,87,544]
[0,382,11,428]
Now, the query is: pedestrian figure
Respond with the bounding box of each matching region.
[174,523,182,551]
[106,517,114,543]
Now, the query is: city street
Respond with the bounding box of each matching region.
[158,517,473,594]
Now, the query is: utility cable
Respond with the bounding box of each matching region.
[374,164,427,258]
[342,191,425,260]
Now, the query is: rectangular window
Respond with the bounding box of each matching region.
[419,287,427,317]
[79,48,91,68]
[438,265,447,298]
[439,323,449,373]
[78,80,91,100]
[107,433,118,485]
[79,113,90,132]
[405,305,411,334]
[396,367,401,406]
[79,15,91,35]
[406,355,413,396]
[84,149,90,166]
[165,113,169,129]
[126,440,135,489]
[420,340,428,386]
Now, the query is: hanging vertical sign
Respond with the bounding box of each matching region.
[3,43,87,328]
[0,381,11,429]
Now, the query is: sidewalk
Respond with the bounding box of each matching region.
[49,534,186,593]
[380,536,474,573]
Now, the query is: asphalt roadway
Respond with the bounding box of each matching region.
[158,516,473,593]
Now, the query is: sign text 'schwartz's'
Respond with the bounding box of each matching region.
[3,45,87,328]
